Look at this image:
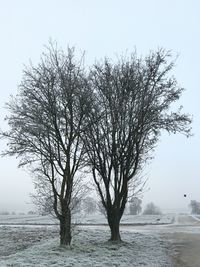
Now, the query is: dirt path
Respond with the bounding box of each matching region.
[164,215,200,267]
[171,232,200,267]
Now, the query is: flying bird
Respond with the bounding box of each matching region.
[184,194,187,197]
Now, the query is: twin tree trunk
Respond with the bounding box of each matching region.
[107,208,123,242]
[59,204,72,246]
[59,205,122,244]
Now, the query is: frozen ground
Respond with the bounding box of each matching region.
[0,226,172,267]
[1,214,199,266]
[0,226,58,257]
[0,213,174,225]
[0,214,57,225]
[78,214,174,225]
[0,214,175,266]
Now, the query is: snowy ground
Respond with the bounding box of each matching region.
[77,214,174,225]
[0,214,200,266]
[0,226,172,267]
[0,214,175,266]
[0,213,174,225]
[0,214,57,225]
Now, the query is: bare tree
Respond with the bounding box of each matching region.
[98,200,107,217]
[83,49,191,242]
[129,197,142,215]
[1,44,91,246]
[32,172,87,217]
[82,196,97,214]
[143,202,162,215]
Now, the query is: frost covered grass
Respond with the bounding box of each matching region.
[0,214,174,226]
[0,227,172,267]
[78,214,174,225]
[0,214,174,266]
[0,226,58,257]
[0,214,57,225]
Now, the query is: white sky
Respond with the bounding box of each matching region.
[0,0,199,213]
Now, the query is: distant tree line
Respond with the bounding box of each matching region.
[143,202,162,215]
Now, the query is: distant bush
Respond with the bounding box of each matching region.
[143,202,162,215]
[0,211,10,215]
[27,210,37,215]
[189,200,200,214]
[129,197,142,215]
[82,197,97,215]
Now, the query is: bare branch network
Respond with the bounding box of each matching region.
[0,44,192,244]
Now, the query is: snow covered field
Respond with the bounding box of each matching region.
[0,214,57,225]
[0,213,174,225]
[79,214,174,225]
[0,226,172,266]
[0,214,175,266]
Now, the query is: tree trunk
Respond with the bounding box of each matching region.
[109,220,121,241]
[107,210,121,242]
[59,209,72,246]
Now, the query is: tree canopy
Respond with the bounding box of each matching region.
[82,49,191,241]
[1,45,91,245]
[1,46,192,243]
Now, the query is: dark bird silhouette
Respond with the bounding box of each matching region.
[184,194,187,197]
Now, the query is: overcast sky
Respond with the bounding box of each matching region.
[0,0,199,213]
